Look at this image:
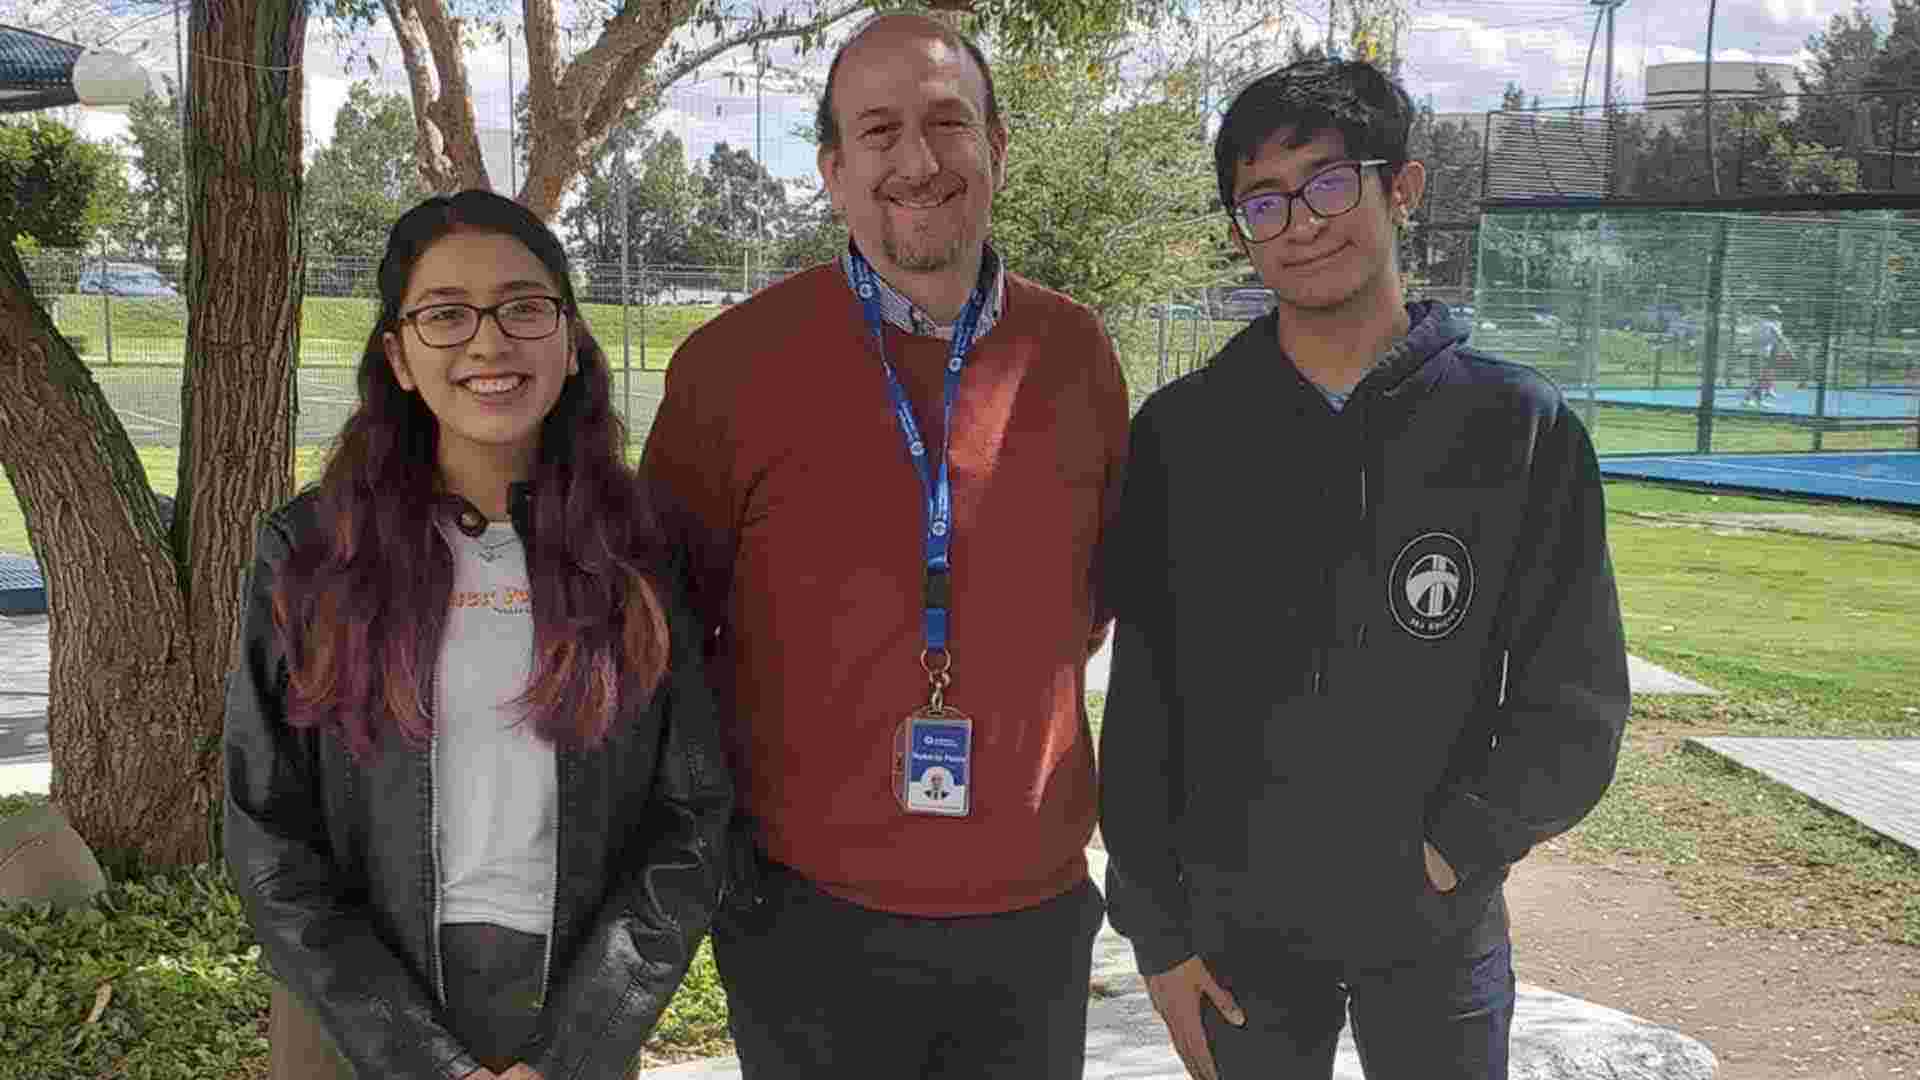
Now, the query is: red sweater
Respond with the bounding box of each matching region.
[643,264,1129,916]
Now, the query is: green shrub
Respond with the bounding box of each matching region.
[0,794,47,821]
[0,789,730,1078]
[0,864,269,1080]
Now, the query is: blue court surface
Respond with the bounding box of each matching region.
[1600,451,1920,507]
[1578,385,1920,421]
[0,556,46,616]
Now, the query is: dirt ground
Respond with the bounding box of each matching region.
[1624,510,1920,548]
[1508,843,1920,1079]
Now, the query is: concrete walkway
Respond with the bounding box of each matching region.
[0,614,49,798]
[651,848,1718,1079]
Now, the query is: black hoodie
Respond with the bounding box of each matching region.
[1099,301,1629,976]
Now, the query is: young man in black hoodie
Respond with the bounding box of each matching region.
[1099,59,1629,1080]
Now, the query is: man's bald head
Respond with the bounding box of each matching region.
[815,12,1004,152]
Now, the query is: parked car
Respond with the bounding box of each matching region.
[1146,301,1200,321]
[76,262,179,299]
[1220,287,1276,321]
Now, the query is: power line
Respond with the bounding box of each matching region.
[1412,9,1590,32]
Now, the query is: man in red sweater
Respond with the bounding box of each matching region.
[641,11,1129,1078]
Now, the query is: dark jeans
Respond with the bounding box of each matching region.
[267,923,546,1079]
[1200,940,1516,1080]
[712,865,1106,1079]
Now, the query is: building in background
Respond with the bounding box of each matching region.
[1645,61,1800,134]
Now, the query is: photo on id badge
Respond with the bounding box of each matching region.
[898,713,972,817]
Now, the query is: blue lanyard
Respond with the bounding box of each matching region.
[847,251,986,659]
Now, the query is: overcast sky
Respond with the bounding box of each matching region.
[1402,0,1858,115]
[23,0,1879,184]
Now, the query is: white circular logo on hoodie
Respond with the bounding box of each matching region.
[1389,532,1474,640]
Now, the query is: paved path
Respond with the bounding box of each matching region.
[0,615,49,797]
[651,848,1718,1079]
[1692,736,1920,852]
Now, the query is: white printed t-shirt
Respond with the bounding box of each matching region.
[433,519,556,937]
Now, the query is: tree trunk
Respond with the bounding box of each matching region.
[0,0,303,872]
[0,247,200,871]
[178,0,304,827]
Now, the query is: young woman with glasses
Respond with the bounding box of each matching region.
[223,190,731,1080]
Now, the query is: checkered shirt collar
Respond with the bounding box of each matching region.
[839,243,1006,343]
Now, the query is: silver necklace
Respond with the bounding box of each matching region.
[471,530,519,563]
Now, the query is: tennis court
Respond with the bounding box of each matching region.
[1599,450,1920,507]
[1579,385,1920,422]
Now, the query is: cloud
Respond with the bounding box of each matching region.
[1402,0,1856,113]
[307,75,352,149]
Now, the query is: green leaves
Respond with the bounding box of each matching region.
[0,117,125,250]
[122,80,186,260]
[990,48,1224,318]
[0,862,270,1080]
[305,82,420,256]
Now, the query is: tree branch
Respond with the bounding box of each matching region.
[381,0,457,192]
[630,0,871,129]
[557,0,697,132]
[522,0,563,118]
[386,0,491,193]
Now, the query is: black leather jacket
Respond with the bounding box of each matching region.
[223,491,732,1079]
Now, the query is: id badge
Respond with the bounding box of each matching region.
[895,709,973,817]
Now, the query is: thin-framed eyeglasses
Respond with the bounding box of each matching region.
[1230,160,1392,245]
[399,296,568,348]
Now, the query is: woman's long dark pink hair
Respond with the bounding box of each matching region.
[272,190,672,761]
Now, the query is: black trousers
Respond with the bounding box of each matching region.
[1200,940,1517,1080]
[713,866,1106,1079]
[268,923,546,1079]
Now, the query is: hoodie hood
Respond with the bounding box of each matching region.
[1211,298,1472,407]
[1358,299,1471,401]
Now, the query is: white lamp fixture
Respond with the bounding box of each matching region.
[70,48,151,108]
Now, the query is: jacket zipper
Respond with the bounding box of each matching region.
[535,754,558,1009]
[428,720,447,1007]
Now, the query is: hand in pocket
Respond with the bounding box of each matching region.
[1423,840,1459,893]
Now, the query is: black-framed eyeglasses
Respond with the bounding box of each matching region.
[399,296,568,348]
[1230,160,1392,244]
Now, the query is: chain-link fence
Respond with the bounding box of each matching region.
[1475,207,1920,455]
[15,250,815,449]
[22,250,1305,449]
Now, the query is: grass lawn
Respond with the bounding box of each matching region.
[44,294,718,370]
[1565,481,1920,947]
[1586,402,1917,454]
[0,449,330,557]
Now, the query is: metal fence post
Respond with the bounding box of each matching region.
[1735,113,1746,193]
[1155,302,1169,389]
[1892,99,1903,190]
[1697,220,1730,454]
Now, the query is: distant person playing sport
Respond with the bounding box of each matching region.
[1744,304,1795,408]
